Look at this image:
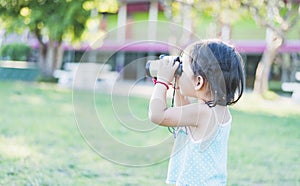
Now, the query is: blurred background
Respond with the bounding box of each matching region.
[0,0,299,94]
[0,0,300,185]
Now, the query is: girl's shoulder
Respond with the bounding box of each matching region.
[213,105,231,126]
[173,102,212,127]
[182,102,230,124]
[188,105,231,142]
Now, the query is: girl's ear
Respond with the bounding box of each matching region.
[194,75,204,91]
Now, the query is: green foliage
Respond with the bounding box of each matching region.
[36,75,59,83]
[241,0,300,33]
[0,0,91,44]
[0,43,32,61]
[262,90,280,100]
[194,0,248,24]
[0,0,94,77]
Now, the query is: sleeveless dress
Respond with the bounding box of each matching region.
[166,112,232,186]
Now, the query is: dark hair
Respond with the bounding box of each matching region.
[189,39,244,107]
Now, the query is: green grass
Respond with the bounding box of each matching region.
[0,82,300,185]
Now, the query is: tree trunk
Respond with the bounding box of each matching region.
[55,43,64,70]
[253,14,283,95]
[180,2,193,46]
[38,44,48,76]
[220,23,231,41]
[253,46,279,94]
[281,53,291,82]
[45,40,55,77]
[37,40,64,77]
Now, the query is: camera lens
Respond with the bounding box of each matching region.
[175,62,183,77]
[145,61,152,77]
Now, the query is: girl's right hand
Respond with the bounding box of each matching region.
[157,56,180,84]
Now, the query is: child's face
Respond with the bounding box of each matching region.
[177,51,197,98]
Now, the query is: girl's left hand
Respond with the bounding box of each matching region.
[157,56,180,84]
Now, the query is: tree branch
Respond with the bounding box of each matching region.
[34,26,46,47]
[242,2,285,40]
[286,12,300,30]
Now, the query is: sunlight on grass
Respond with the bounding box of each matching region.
[1,82,299,185]
[232,92,300,117]
[0,136,40,160]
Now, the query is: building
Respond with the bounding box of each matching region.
[1,0,300,89]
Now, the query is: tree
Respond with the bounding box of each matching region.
[242,0,300,95]
[162,0,246,42]
[0,0,90,77]
[194,0,247,41]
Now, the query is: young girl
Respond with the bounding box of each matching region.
[149,39,244,185]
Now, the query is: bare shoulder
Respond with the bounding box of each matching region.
[214,105,231,125]
[180,104,231,126]
[188,105,231,141]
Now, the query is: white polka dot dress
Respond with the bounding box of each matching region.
[166,118,231,186]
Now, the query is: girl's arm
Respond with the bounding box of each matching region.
[149,86,207,127]
[148,57,209,127]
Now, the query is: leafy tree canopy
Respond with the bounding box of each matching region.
[0,0,91,45]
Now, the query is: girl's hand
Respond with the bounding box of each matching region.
[157,56,180,84]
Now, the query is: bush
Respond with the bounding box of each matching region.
[36,75,59,83]
[0,43,32,61]
[262,90,279,100]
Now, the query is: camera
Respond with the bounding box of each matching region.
[145,55,183,78]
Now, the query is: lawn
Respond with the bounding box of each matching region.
[0,81,299,185]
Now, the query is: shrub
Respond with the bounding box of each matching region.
[0,43,32,61]
[36,75,59,83]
